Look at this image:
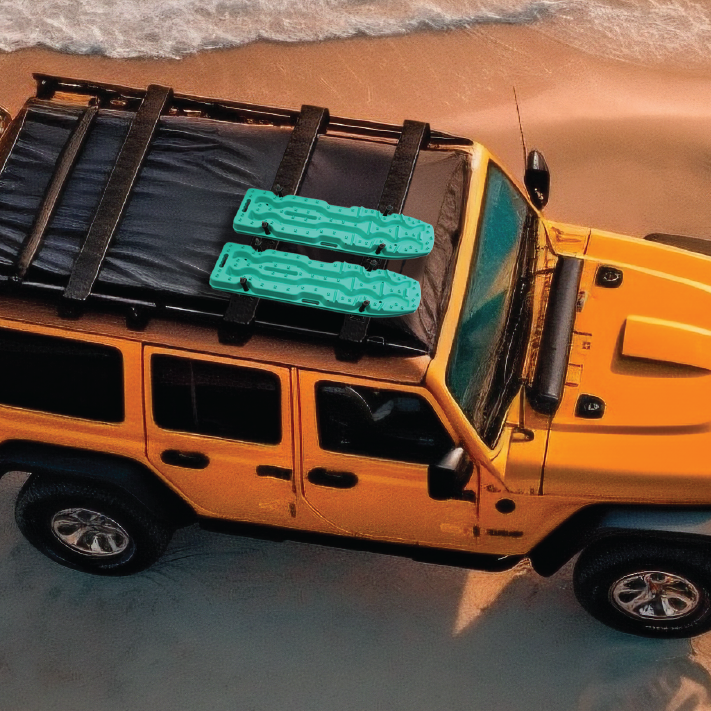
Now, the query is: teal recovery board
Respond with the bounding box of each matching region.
[233,188,435,259]
[210,244,421,317]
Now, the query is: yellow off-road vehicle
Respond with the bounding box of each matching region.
[0,75,709,638]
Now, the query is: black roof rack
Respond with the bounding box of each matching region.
[0,76,469,357]
[32,74,472,147]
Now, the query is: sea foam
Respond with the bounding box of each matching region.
[0,0,709,65]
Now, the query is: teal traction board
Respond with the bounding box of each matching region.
[210,244,421,317]
[233,188,434,259]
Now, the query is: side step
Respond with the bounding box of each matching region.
[233,188,434,259]
[210,244,421,317]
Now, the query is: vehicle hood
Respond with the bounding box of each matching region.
[539,228,711,502]
[551,229,711,432]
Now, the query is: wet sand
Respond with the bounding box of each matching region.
[2,24,711,710]
[3,471,711,711]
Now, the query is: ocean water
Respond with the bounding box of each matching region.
[0,0,709,64]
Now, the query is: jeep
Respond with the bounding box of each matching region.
[0,74,708,638]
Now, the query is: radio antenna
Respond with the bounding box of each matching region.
[513,86,527,168]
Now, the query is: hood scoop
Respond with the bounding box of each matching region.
[622,316,711,371]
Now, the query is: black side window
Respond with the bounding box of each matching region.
[0,328,123,422]
[316,382,453,465]
[152,355,281,444]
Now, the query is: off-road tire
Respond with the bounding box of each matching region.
[15,474,174,575]
[574,539,711,638]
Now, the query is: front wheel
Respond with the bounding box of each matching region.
[573,539,711,638]
[15,474,174,575]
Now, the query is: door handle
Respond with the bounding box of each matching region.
[511,426,535,443]
[307,467,358,489]
[161,449,210,469]
[256,465,292,480]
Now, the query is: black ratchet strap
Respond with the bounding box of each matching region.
[337,120,430,360]
[60,84,172,317]
[219,105,329,345]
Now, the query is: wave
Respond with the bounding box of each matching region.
[0,0,709,64]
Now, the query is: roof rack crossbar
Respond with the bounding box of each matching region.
[60,84,172,316]
[14,105,99,281]
[219,104,329,344]
[337,120,430,359]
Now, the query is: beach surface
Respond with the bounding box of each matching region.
[3,25,711,240]
[3,23,711,710]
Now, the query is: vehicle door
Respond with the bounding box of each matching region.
[298,370,478,548]
[144,347,296,526]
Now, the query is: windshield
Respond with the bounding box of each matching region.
[445,163,536,447]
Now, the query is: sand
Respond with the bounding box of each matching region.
[3,25,711,240]
[3,24,711,710]
[2,471,711,711]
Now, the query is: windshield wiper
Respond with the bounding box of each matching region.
[476,212,537,444]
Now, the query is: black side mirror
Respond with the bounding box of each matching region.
[524,149,550,210]
[428,447,474,501]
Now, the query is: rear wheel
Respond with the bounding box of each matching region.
[15,474,174,575]
[574,539,711,638]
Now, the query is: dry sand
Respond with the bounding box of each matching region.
[3,24,711,710]
[3,25,711,240]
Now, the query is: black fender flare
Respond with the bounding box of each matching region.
[644,233,711,257]
[0,440,196,526]
[529,504,711,576]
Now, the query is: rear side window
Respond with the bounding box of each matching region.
[151,355,281,444]
[0,328,124,422]
[315,382,453,465]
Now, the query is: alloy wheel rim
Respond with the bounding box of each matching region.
[610,570,701,620]
[51,508,130,557]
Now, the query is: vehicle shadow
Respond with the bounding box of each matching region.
[1,471,711,711]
